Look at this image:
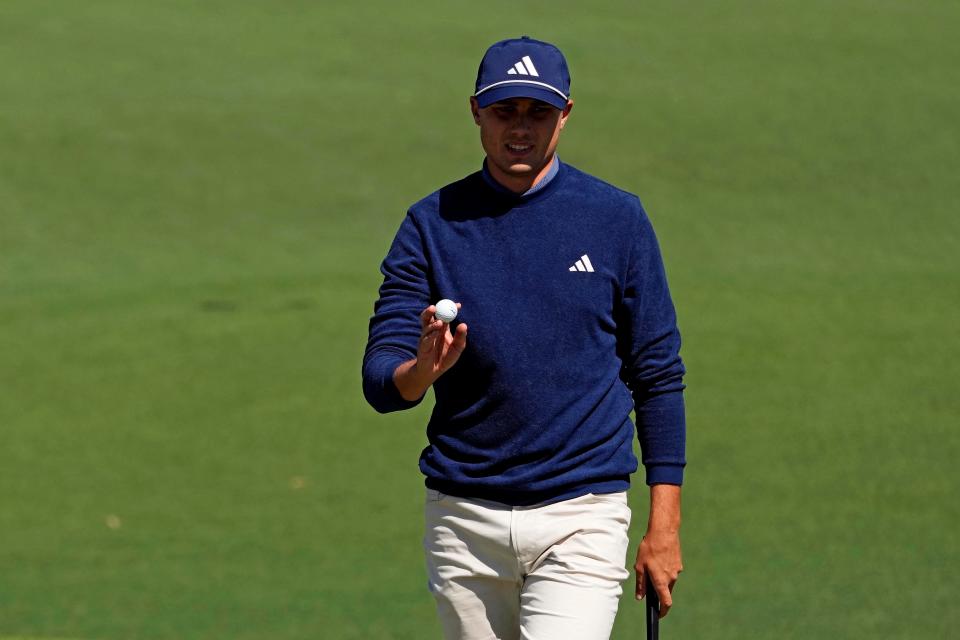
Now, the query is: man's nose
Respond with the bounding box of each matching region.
[510,114,532,132]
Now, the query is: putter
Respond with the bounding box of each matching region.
[645,574,659,640]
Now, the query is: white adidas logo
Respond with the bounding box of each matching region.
[568,254,595,272]
[506,56,539,77]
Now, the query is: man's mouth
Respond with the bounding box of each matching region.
[506,143,533,154]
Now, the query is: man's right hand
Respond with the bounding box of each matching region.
[393,304,468,401]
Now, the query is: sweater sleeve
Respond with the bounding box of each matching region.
[362,213,432,413]
[616,201,687,485]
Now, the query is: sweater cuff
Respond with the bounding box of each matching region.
[645,463,684,486]
[363,351,423,413]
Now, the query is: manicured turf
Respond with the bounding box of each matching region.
[1,1,957,638]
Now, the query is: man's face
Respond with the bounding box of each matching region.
[470,96,573,190]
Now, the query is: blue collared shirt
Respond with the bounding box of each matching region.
[481,155,560,197]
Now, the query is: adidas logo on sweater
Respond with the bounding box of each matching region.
[568,254,595,272]
[506,56,539,77]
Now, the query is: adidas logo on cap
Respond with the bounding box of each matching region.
[506,56,539,76]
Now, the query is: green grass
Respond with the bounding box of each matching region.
[1,1,958,638]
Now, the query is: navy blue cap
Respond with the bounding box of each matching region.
[474,36,571,110]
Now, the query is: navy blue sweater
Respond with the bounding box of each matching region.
[362,160,686,505]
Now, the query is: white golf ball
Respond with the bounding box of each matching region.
[434,299,458,323]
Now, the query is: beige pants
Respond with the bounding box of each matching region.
[424,489,631,640]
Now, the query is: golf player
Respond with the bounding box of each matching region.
[363,36,685,639]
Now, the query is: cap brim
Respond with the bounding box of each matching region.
[475,83,568,110]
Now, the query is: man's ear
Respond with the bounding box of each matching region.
[559,99,574,129]
[469,96,481,125]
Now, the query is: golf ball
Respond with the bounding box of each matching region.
[435,299,458,323]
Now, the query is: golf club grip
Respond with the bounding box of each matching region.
[645,575,660,640]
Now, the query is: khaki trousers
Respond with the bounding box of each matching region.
[424,489,631,640]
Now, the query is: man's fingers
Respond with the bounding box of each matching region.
[420,305,436,330]
[420,303,467,372]
[656,579,673,618]
[421,322,443,343]
[440,324,468,370]
[432,325,447,363]
[634,563,646,600]
[452,323,468,353]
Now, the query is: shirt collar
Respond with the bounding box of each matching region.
[481,155,560,197]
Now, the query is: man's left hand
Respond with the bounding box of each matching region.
[634,483,683,617]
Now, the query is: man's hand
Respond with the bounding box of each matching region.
[634,484,683,618]
[393,304,468,401]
